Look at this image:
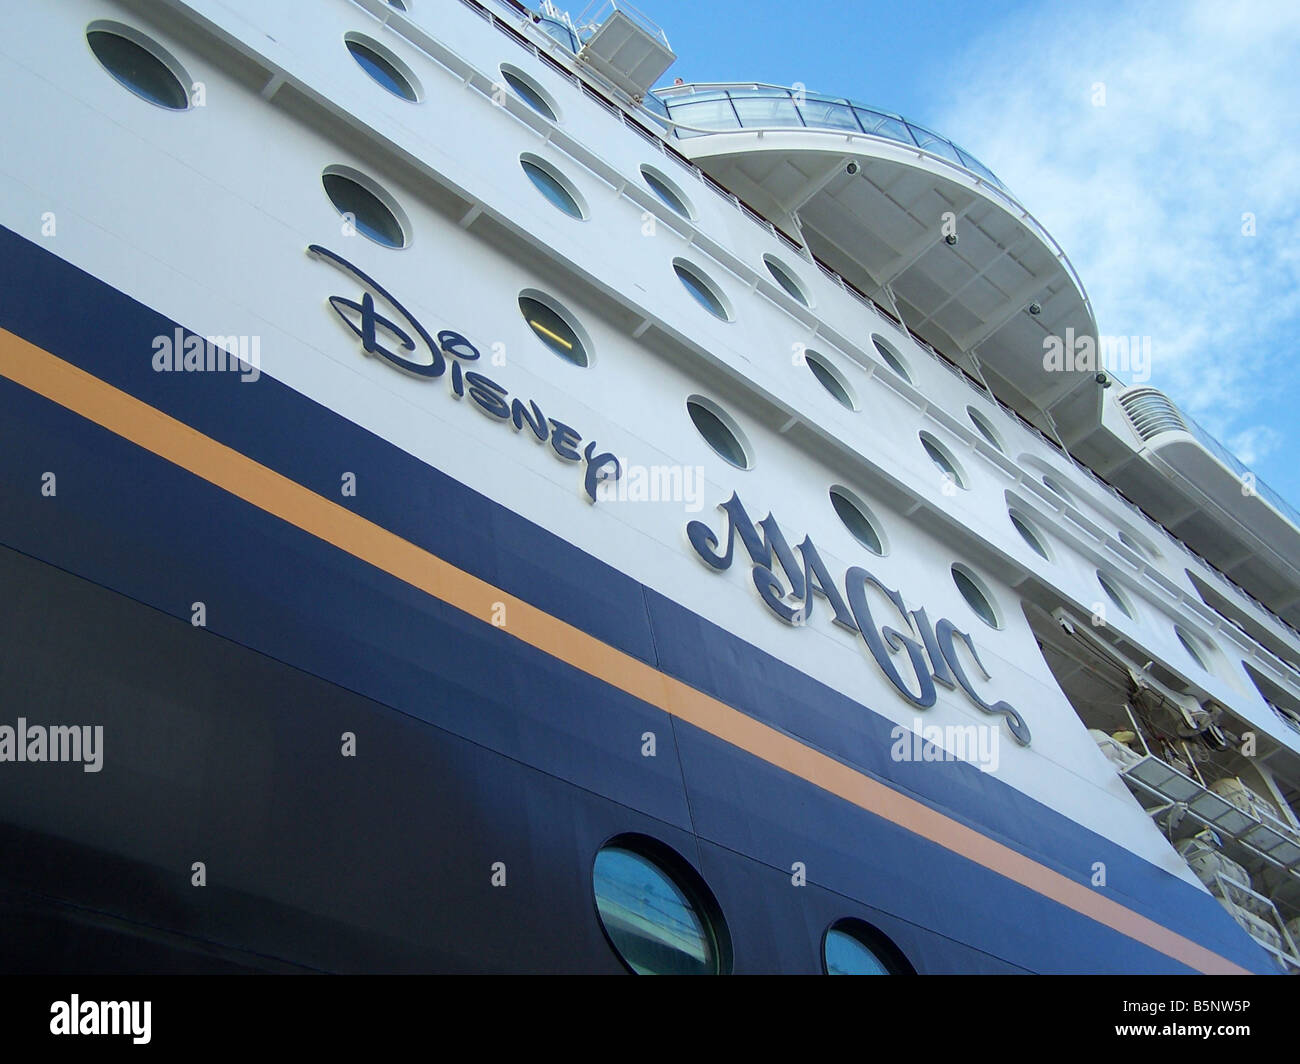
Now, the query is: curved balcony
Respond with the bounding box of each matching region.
[646,83,1099,439]
[648,83,1009,191]
[1106,387,1300,626]
[1118,387,1300,532]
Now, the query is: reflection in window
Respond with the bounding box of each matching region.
[823,918,912,975]
[641,165,692,218]
[521,158,584,219]
[593,845,722,975]
[729,92,804,127]
[501,67,556,121]
[346,37,418,101]
[674,262,730,320]
[519,295,588,366]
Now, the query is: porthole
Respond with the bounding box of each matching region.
[763,255,811,307]
[952,564,1000,629]
[673,260,732,321]
[1008,509,1051,561]
[1118,529,1158,560]
[804,350,856,410]
[500,64,558,121]
[640,165,693,219]
[687,395,750,470]
[967,407,1004,453]
[823,919,913,975]
[871,335,912,383]
[1042,475,1073,504]
[321,167,409,249]
[1175,625,1211,672]
[1097,570,1135,620]
[520,154,586,219]
[830,487,885,556]
[592,836,730,975]
[345,33,421,102]
[919,432,967,489]
[86,22,191,111]
[518,292,590,367]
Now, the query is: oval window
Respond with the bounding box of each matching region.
[823,919,913,975]
[804,350,856,410]
[871,335,912,383]
[1042,475,1073,504]
[673,260,731,321]
[518,293,590,366]
[1118,529,1158,560]
[640,165,693,219]
[1175,625,1211,672]
[520,155,586,219]
[952,564,1000,629]
[1097,570,1135,620]
[687,396,750,469]
[87,23,190,110]
[967,407,1004,453]
[593,838,729,975]
[345,34,420,101]
[830,487,885,555]
[764,255,810,306]
[321,168,409,248]
[500,65,558,121]
[1008,509,1051,561]
[919,432,966,489]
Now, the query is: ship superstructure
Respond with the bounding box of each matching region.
[0,0,1296,973]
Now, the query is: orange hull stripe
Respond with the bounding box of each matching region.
[0,327,1250,974]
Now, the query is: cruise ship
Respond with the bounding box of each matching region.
[1,0,1298,976]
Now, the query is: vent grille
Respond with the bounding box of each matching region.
[1119,387,1187,441]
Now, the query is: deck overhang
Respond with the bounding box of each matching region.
[678,128,1101,438]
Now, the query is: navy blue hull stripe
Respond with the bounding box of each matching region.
[0,225,1270,972]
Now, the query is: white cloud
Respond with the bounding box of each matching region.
[1227,424,1283,466]
[935,0,1300,469]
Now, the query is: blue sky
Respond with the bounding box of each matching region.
[639,0,1300,509]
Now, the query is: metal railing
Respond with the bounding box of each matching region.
[652,82,1006,185]
[575,1,671,48]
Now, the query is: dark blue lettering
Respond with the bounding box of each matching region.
[582,441,621,504]
[466,371,510,419]
[935,619,1031,744]
[548,419,582,461]
[511,398,549,442]
[844,567,936,708]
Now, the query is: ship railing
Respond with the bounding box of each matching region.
[1206,872,1300,972]
[574,0,671,48]
[1117,754,1300,878]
